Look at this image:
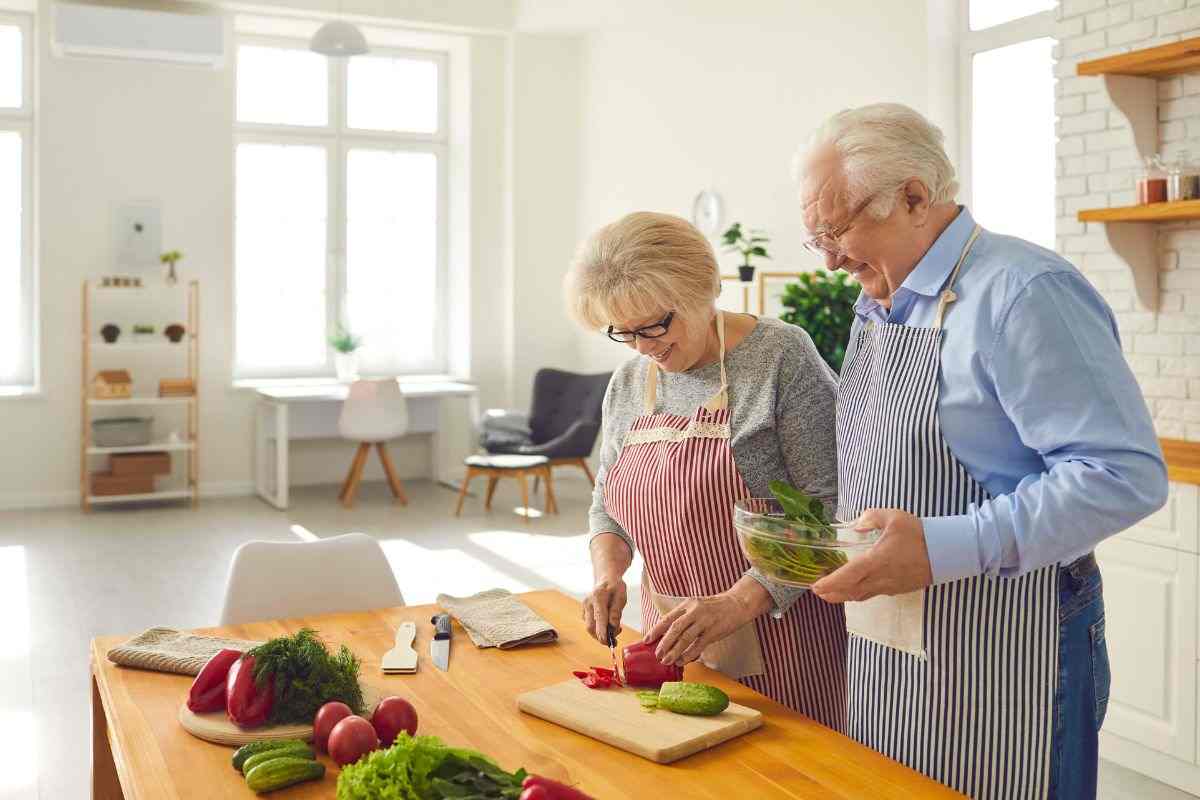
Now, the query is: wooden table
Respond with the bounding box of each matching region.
[91,590,961,799]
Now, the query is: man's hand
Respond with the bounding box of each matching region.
[811,509,933,603]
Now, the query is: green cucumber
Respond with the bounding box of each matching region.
[240,743,314,775]
[231,738,310,771]
[656,682,730,716]
[245,756,325,794]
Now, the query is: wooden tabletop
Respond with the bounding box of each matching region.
[91,589,961,799]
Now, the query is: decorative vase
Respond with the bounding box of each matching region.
[100,324,120,344]
[335,351,359,382]
[164,261,178,286]
[738,265,756,283]
[164,324,186,344]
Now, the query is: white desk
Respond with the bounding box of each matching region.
[254,380,479,510]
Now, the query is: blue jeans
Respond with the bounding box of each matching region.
[1049,553,1110,800]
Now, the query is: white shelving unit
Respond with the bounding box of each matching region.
[81,280,199,511]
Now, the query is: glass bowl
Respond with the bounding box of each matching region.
[733,498,880,588]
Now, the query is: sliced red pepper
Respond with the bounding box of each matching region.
[187,648,241,713]
[523,775,597,800]
[571,671,590,680]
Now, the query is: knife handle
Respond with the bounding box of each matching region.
[431,613,452,640]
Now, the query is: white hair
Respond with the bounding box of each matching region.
[794,103,958,220]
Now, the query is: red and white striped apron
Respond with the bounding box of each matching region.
[603,313,847,728]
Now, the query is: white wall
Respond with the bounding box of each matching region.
[0,2,513,507]
[550,1,930,372]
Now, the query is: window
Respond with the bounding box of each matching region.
[0,14,33,391]
[234,35,448,379]
[958,1,1056,250]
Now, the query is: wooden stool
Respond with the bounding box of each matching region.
[340,442,408,508]
[454,454,557,523]
[532,456,595,495]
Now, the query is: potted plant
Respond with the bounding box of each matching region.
[777,270,859,373]
[132,324,156,344]
[160,250,183,286]
[329,324,362,382]
[721,222,771,283]
[164,323,186,344]
[100,323,121,344]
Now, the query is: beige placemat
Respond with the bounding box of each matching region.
[436,589,557,649]
[106,627,265,676]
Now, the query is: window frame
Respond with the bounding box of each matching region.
[232,33,450,381]
[956,3,1056,208]
[0,11,35,392]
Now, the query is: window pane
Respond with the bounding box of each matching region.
[347,55,438,134]
[0,26,19,108]
[0,132,20,380]
[970,0,1054,30]
[346,149,439,374]
[971,38,1055,250]
[235,143,328,374]
[237,45,328,126]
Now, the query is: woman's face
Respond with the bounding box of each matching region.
[611,307,714,373]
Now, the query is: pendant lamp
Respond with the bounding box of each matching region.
[310,20,369,57]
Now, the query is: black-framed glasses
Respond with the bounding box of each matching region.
[607,311,675,343]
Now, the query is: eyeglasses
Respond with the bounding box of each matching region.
[607,311,675,343]
[802,192,878,261]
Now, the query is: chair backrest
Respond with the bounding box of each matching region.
[219,533,405,626]
[528,368,611,445]
[338,379,409,443]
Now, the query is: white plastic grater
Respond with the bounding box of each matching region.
[381,622,418,674]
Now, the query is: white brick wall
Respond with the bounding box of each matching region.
[1057,0,1200,441]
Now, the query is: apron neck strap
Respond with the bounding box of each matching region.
[932,224,981,330]
[643,310,729,415]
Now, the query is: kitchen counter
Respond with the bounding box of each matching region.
[90,589,961,799]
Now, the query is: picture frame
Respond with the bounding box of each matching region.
[756,271,808,318]
[718,274,751,313]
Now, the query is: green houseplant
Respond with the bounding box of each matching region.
[721,222,770,282]
[160,250,183,286]
[329,324,362,383]
[777,270,859,373]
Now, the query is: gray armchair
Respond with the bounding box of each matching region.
[481,368,611,485]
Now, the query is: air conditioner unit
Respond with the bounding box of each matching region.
[53,3,225,68]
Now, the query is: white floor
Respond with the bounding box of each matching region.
[0,476,1189,799]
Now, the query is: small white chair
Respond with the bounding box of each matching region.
[338,379,409,508]
[219,533,405,625]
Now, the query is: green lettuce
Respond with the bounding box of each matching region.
[336,734,527,800]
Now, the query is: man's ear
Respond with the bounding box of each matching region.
[904,179,932,226]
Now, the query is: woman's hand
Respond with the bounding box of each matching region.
[646,577,773,666]
[583,577,627,643]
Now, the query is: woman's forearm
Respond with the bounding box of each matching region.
[590,532,633,582]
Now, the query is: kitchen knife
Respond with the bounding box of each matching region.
[607,624,620,683]
[430,613,452,671]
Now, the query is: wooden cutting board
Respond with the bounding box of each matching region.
[517,680,763,764]
[178,685,383,747]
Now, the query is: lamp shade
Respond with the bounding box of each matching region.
[310,21,369,57]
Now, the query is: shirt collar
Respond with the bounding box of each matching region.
[851,206,974,321]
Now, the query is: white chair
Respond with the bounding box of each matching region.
[219,533,405,625]
[338,379,409,508]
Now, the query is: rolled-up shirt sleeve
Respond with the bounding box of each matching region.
[923,271,1168,582]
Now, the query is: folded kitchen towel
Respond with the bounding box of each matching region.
[435,589,558,649]
[106,627,264,676]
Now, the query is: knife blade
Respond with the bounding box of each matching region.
[430,613,451,671]
[607,624,620,684]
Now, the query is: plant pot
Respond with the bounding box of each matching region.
[100,324,120,344]
[164,324,186,344]
[737,265,756,283]
[334,351,359,383]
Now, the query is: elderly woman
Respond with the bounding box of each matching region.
[564,211,846,727]
[794,103,1167,799]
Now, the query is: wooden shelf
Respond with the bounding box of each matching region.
[88,396,194,406]
[1078,200,1200,223]
[90,339,187,351]
[1078,37,1200,78]
[86,441,194,455]
[1161,438,1200,486]
[87,488,194,505]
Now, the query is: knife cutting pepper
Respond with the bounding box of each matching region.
[226,654,274,728]
[186,648,241,713]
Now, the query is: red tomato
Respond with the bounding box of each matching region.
[327,715,379,767]
[370,696,419,747]
[313,701,354,753]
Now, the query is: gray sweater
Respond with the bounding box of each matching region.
[588,317,838,612]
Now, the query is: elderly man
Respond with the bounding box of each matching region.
[795,103,1167,800]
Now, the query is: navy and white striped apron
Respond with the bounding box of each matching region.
[605,312,847,729]
[836,226,1060,800]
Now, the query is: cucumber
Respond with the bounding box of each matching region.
[241,743,314,775]
[245,756,325,794]
[656,682,730,716]
[232,738,310,771]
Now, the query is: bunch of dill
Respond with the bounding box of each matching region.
[248,628,365,725]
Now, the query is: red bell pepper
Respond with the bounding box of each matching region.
[225,654,274,728]
[621,640,683,688]
[522,775,596,800]
[187,648,241,713]
[571,666,622,689]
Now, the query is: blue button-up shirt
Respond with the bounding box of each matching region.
[844,207,1168,583]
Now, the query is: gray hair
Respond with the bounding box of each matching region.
[795,103,958,219]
